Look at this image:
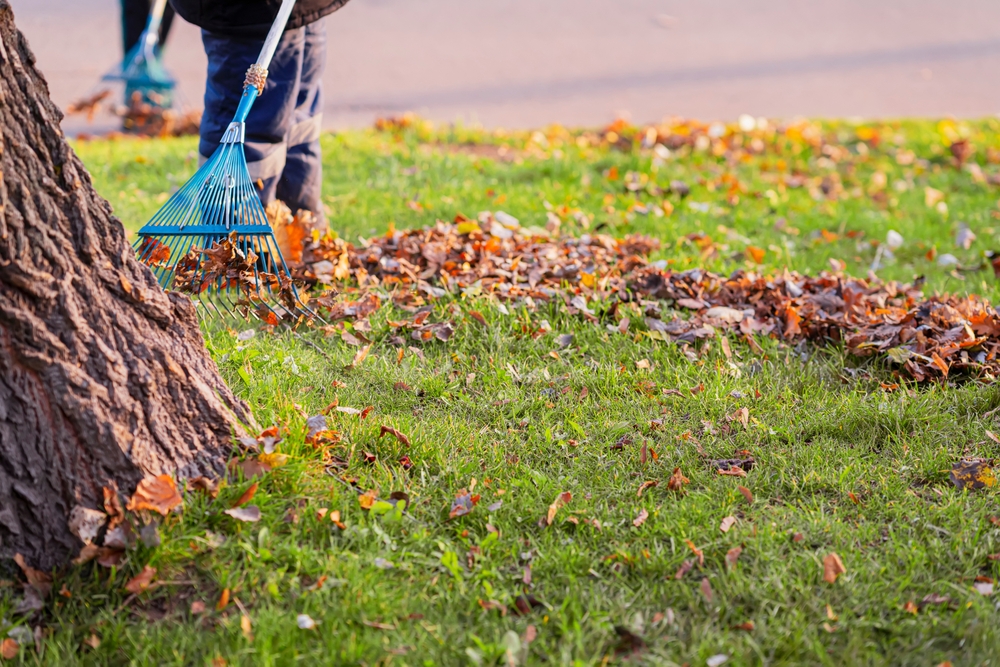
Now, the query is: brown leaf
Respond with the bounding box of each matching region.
[450,490,479,519]
[14,553,51,596]
[719,516,736,533]
[103,484,126,530]
[637,480,658,497]
[231,482,258,508]
[732,621,754,631]
[903,600,918,614]
[188,477,220,499]
[700,577,713,603]
[633,509,649,527]
[469,311,488,327]
[543,491,572,526]
[823,552,846,584]
[216,587,230,611]
[667,467,690,491]
[127,475,183,516]
[725,546,743,569]
[674,560,694,580]
[190,600,207,615]
[379,425,411,446]
[737,486,753,503]
[124,565,156,594]
[730,407,749,428]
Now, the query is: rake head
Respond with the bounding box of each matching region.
[134,129,311,323]
[103,40,175,108]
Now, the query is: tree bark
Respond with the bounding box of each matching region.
[0,1,253,571]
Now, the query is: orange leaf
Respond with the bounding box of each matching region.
[544,491,572,526]
[823,552,846,584]
[903,600,918,614]
[737,486,753,503]
[216,587,230,611]
[124,565,156,594]
[127,475,183,516]
[1,638,18,660]
[231,482,258,508]
[684,539,705,566]
[358,489,378,510]
[746,246,765,264]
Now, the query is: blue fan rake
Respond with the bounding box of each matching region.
[134,0,311,322]
[103,0,175,109]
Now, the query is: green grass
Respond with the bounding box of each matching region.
[4,117,1000,665]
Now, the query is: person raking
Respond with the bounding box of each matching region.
[167,0,351,229]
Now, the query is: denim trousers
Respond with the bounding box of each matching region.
[199,22,326,222]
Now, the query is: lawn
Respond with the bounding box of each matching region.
[4,116,1000,666]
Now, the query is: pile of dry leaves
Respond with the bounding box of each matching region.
[173,202,1000,383]
[66,90,200,138]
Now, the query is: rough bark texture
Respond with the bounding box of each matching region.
[0,1,254,570]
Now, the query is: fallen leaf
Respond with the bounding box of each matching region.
[973,581,994,596]
[449,490,479,519]
[512,593,544,616]
[684,539,705,566]
[83,634,100,649]
[346,344,371,369]
[949,459,996,490]
[719,516,737,533]
[224,506,261,522]
[231,482,258,508]
[124,565,156,594]
[68,506,107,545]
[358,489,378,510]
[216,588,230,611]
[737,486,753,503]
[633,509,649,527]
[732,621,754,631]
[127,475,183,516]
[903,600,918,614]
[637,480,658,497]
[725,546,742,569]
[543,491,572,526]
[469,311,488,327]
[240,614,253,641]
[190,600,206,615]
[297,614,318,629]
[706,654,729,667]
[13,553,51,596]
[379,425,411,446]
[188,476,220,499]
[700,577,713,603]
[1,639,18,660]
[667,467,690,491]
[823,552,846,584]
[674,560,694,579]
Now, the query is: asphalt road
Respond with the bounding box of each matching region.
[12,0,1000,135]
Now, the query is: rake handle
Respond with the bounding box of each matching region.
[141,0,169,56]
[227,0,297,131]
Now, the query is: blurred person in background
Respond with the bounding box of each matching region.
[121,0,175,108]
[167,0,352,228]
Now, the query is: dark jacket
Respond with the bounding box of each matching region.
[168,0,350,38]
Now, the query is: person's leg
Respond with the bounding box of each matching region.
[275,21,327,227]
[199,29,306,206]
[121,0,150,54]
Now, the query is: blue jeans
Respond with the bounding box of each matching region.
[200,23,326,223]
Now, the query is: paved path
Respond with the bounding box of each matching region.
[13,0,1000,135]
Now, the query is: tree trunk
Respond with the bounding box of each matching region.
[0,1,253,571]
